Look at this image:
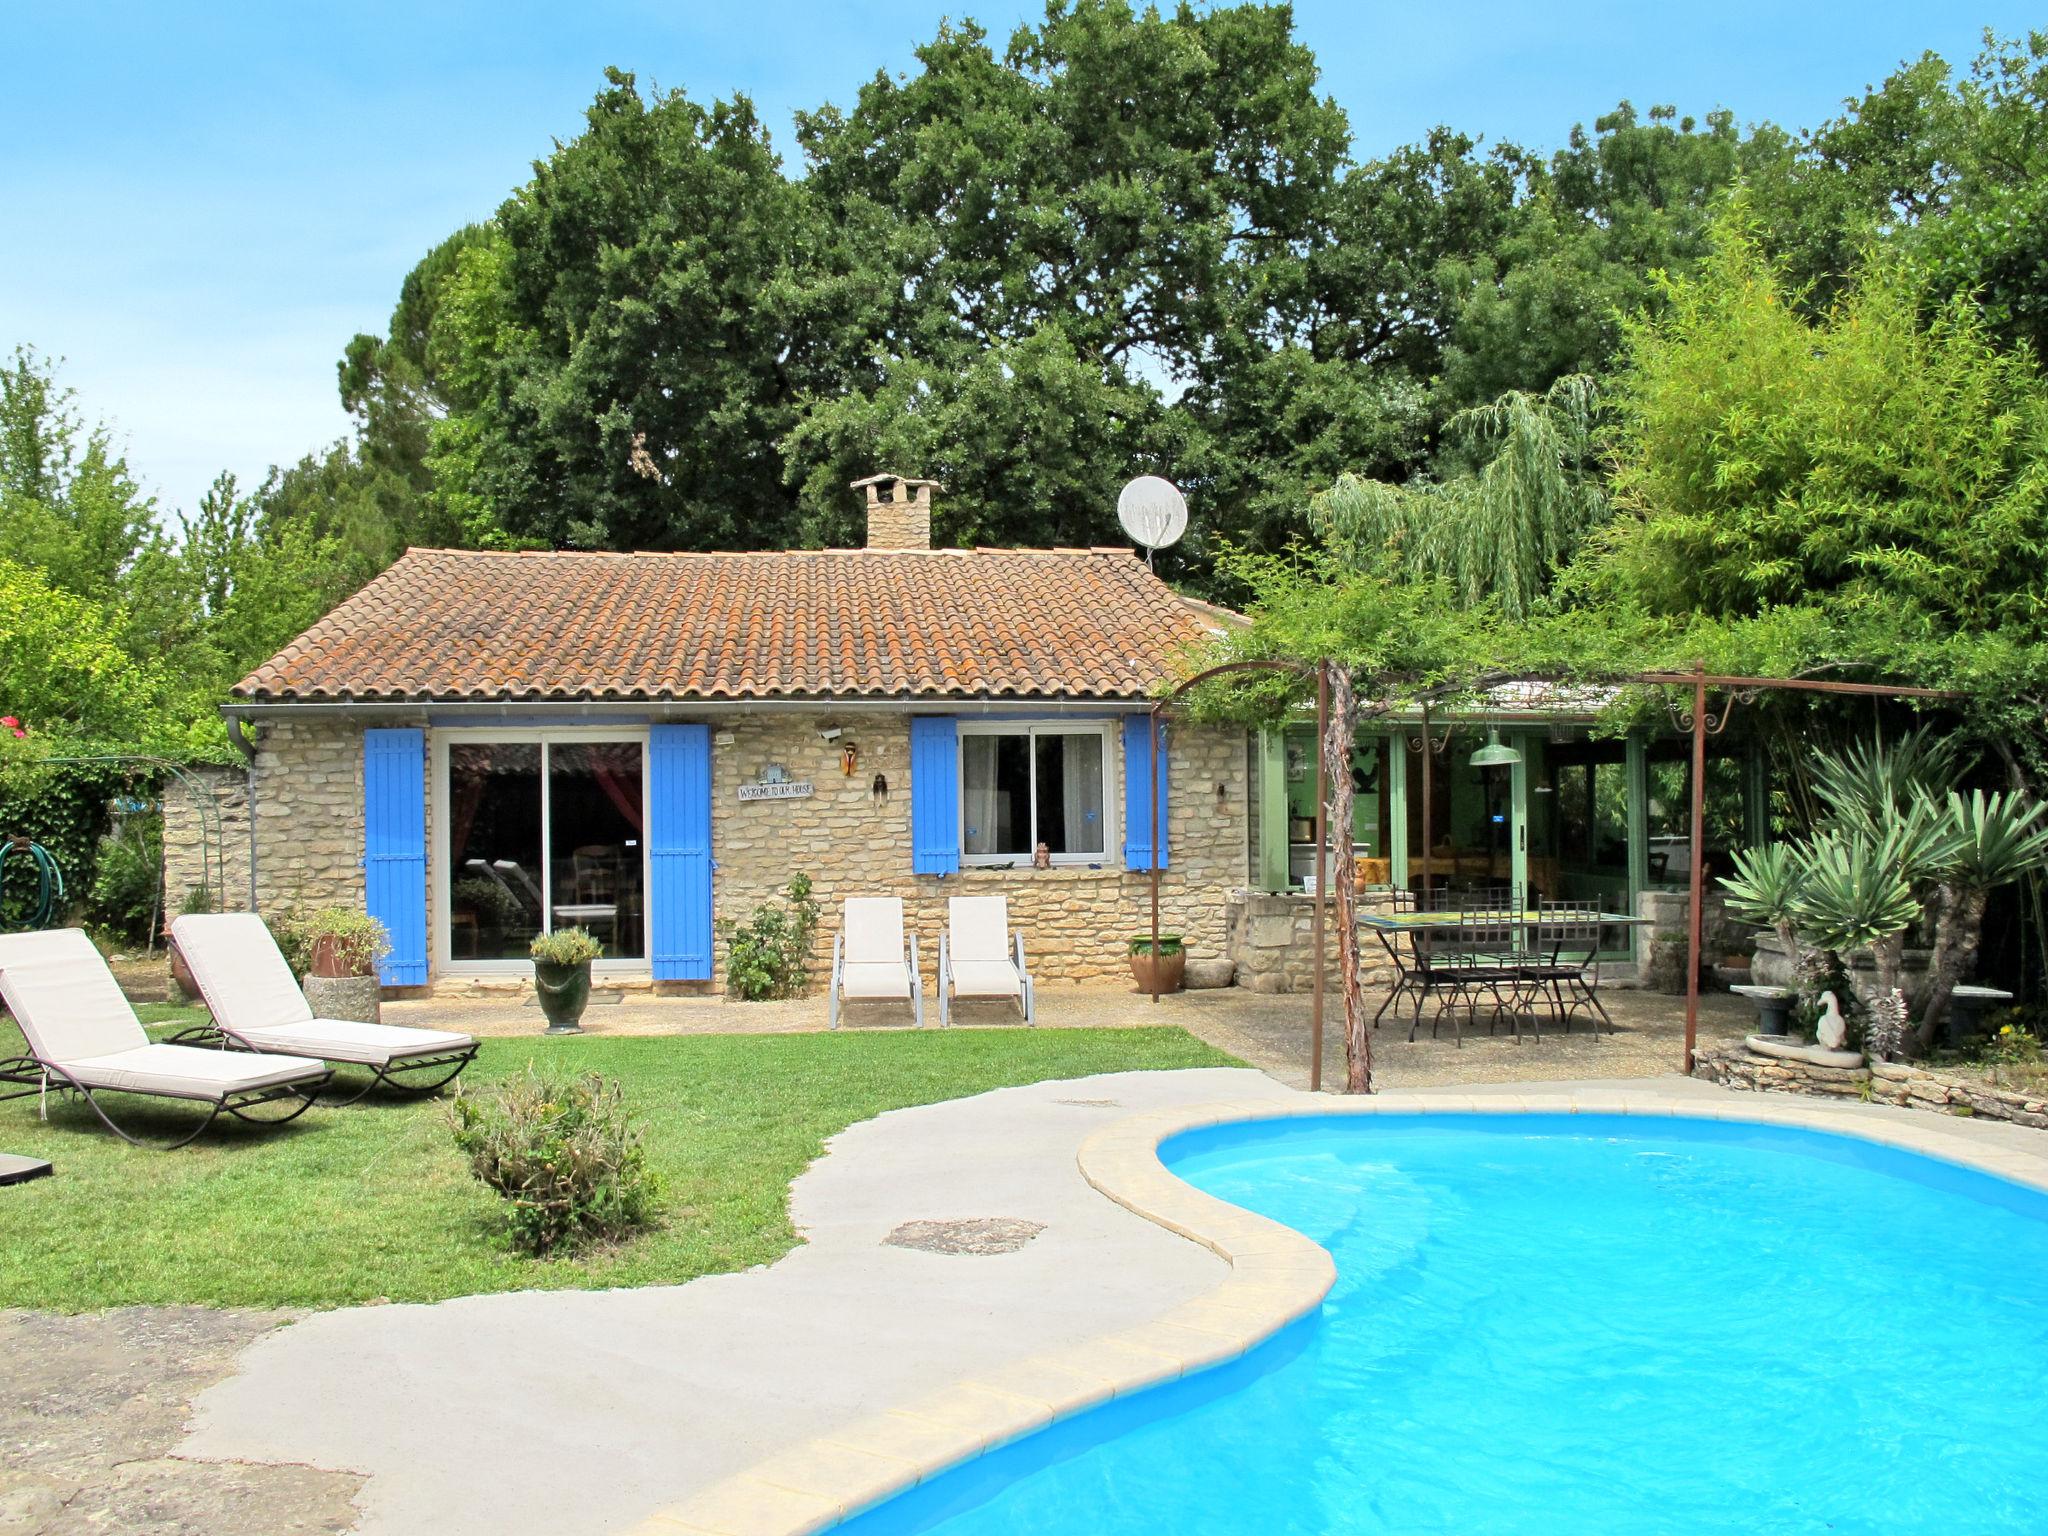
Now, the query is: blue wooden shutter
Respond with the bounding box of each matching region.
[362,728,428,985]
[1123,715,1169,872]
[909,716,960,875]
[648,724,714,980]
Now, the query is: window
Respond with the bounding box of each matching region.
[959,723,1109,864]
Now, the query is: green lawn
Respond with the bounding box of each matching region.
[0,1013,1235,1312]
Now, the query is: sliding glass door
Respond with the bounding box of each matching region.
[440,732,647,971]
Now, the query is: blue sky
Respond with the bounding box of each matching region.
[0,2,2033,520]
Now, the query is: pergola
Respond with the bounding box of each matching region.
[1142,662,1955,1092]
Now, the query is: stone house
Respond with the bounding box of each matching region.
[166,475,1257,993]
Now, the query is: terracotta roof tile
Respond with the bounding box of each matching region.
[233,547,1232,705]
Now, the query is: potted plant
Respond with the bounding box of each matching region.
[1128,933,1186,994]
[304,906,390,978]
[531,927,603,1033]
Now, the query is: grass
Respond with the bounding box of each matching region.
[0,1012,1236,1312]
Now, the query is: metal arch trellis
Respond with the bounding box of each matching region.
[1154,658,1962,1096]
[16,756,230,925]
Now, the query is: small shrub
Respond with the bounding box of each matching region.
[447,1068,658,1257]
[1129,933,1185,955]
[719,873,819,1000]
[531,926,603,966]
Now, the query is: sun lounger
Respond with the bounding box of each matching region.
[937,895,1034,1027]
[828,897,924,1029]
[0,928,330,1148]
[170,913,478,1102]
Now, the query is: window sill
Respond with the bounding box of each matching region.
[957,863,1123,881]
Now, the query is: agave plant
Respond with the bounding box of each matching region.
[1919,789,2048,1045]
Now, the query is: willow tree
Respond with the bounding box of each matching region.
[1311,374,1606,619]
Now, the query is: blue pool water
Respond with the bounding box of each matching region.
[837,1114,2048,1535]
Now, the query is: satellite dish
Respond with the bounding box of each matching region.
[1117,476,1187,567]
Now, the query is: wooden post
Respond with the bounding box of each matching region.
[1310,664,1328,1093]
[1684,667,1708,1074]
[1323,667,1369,1092]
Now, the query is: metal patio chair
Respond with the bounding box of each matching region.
[829,897,924,1029]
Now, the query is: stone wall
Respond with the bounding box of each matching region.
[1634,889,1755,993]
[1693,1041,2048,1131]
[1225,889,1397,994]
[713,712,1249,989]
[167,708,1250,989]
[161,766,252,912]
[162,716,384,919]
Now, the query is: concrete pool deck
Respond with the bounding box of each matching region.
[174,1068,2048,1536]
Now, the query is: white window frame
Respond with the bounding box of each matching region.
[431,726,653,977]
[957,720,1115,867]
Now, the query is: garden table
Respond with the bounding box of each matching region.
[1358,908,1650,1043]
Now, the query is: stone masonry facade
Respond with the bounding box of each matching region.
[167,710,1250,991]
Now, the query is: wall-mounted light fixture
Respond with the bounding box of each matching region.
[871,773,889,804]
[841,741,860,776]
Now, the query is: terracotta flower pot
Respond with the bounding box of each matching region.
[308,933,369,979]
[534,958,593,1033]
[168,941,198,1002]
[1128,949,1186,994]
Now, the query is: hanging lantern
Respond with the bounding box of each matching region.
[1469,726,1521,768]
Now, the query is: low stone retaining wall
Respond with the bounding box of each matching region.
[1224,889,1396,995]
[1693,1042,2048,1130]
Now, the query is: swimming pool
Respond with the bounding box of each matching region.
[835,1113,2048,1535]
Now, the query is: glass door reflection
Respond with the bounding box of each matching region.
[547,742,646,961]
[447,743,544,960]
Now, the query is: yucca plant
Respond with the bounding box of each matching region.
[1806,727,1963,840]
[1920,789,2048,1046]
[1790,831,1925,1002]
[1718,842,1806,967]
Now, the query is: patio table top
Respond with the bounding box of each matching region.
[1356,909,1650,931]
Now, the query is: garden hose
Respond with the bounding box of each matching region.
[0,836,64,932]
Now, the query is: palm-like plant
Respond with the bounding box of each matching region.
[1718,842,1806,966]
[1806,727,1962,839]
[1920,789,2048,1045]
[1790,830,1926,1001]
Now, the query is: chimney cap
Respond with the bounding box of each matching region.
[849,471,943,492]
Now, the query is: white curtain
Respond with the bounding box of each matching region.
[962,735,1004,856]
[1060,733,1105,855]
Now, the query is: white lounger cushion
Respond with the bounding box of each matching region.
[237,1019,473,1067]
[171,912,313,1032]
[0,927,147,1062]
[948,897,1012,964]
[60,1043,327,1100]
[947,960,1023,999]
[0,928,326,1099]
[171,912,474,1064]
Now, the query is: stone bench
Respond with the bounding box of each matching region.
[1945,984,2015,1046]
[1729,983,1796,1037]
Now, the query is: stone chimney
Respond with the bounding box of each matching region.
[850,472,940,550]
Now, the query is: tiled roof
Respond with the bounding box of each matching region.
[233,547,1232,704]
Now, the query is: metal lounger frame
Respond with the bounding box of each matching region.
[164,1024,479,1104]
[0,1052,330,1150]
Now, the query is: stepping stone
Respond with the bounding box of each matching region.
[0,1152,52,1186]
